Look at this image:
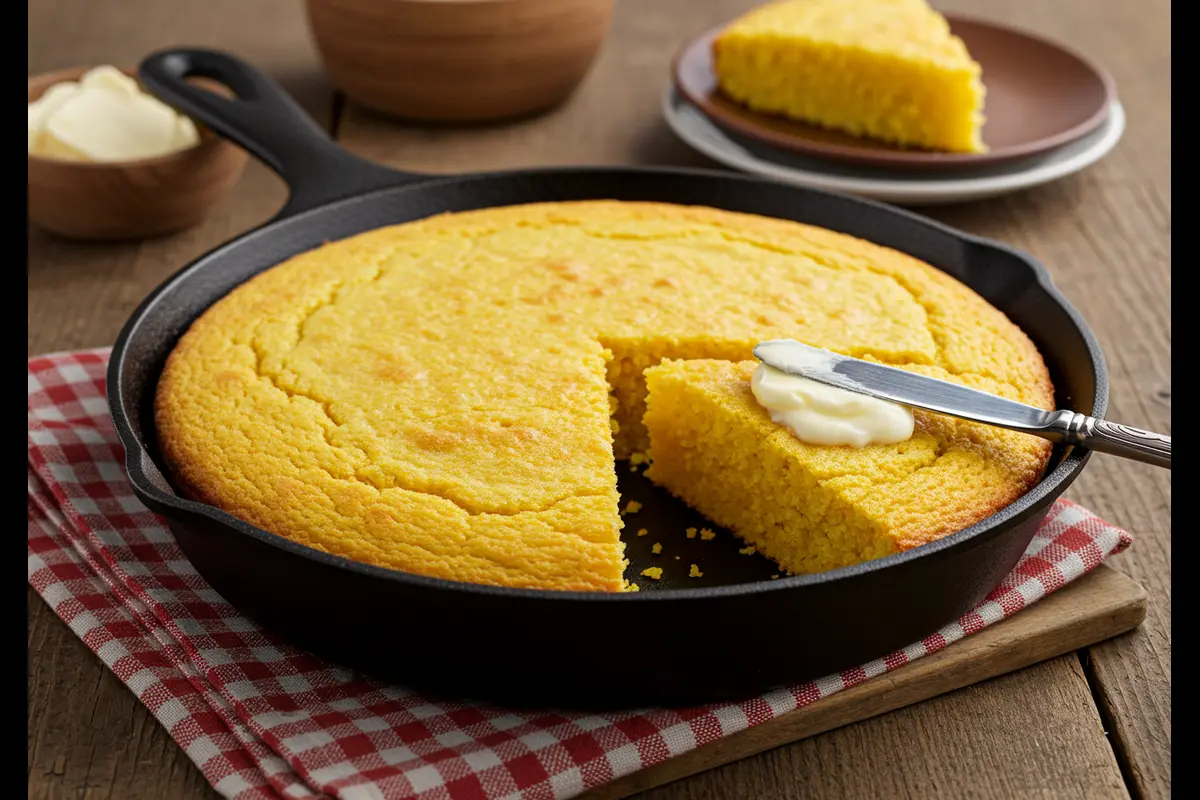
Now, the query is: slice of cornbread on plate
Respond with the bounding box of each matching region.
[712,0,987,153]
[642,359,1052,576]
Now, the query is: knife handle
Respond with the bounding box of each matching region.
[1047,411,1171,469]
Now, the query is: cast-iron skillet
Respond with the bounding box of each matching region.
[108,49,1107,709]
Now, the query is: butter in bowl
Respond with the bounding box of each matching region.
[27,65,247,240]
[29,66,202,162]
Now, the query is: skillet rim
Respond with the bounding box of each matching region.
[106,163,1107,604]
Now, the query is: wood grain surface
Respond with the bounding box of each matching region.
[587,564,1145,800]
[28,0,1170,798]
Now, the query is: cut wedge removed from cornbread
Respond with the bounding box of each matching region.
[712,0,987,153]
[642,359,1051,575]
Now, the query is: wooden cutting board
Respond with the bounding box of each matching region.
[584,564,1146,800]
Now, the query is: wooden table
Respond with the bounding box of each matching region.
[28,1,1170,797]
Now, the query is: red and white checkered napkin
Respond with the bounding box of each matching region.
[28,348,1133,800]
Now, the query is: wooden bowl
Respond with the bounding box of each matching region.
[28,66,248,241]
[305,0,615,122]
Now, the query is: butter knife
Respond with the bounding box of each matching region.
[753,339,1170,469]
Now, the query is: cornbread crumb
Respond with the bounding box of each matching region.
[699,528,716,541]
[674,556,681,560]
[771,574,780,580]
[689,564,703,578]
[685,527,697,539]
[630,451,650,466]
[628,583,640,592]
[623,501,642,515]
[636,528,649,537]
[651,542,663,555]
[640,567,663,580]
[738,545,757,556]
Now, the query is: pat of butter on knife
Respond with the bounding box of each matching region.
[751,341,914,448]
[28,65,199,162]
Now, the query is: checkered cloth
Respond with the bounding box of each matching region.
[28,348,1133,800]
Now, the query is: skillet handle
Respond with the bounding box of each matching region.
[139,48,419,218]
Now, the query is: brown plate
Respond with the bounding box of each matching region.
[673,16,1117,171]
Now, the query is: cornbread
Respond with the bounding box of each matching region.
[156,200,1052,592]
[712,0,987,152]
[643,358,1052,575]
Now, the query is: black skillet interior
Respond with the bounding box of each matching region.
[105,50,1108,704]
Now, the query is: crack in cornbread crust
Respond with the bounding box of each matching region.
[156,200,1052,592]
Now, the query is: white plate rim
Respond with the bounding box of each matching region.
[662,87,1126,205]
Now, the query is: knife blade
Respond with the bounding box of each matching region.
[751,339,1052,433]
[751,339,1170,469]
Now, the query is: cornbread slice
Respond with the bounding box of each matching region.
[643,359,1052,575]
[713,0,987,152]
[157,200,1052,592]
